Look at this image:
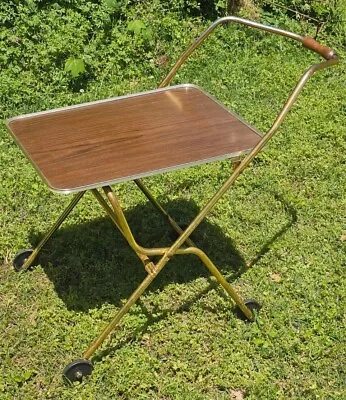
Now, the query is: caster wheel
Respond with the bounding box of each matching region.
[234,298,261,321]
[13,249,34,272]
[63,359,93,383]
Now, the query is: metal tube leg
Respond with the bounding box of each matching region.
[22,191,85,270]
[92,188,156,274]
[188,247,254,320]
[134,179,196,247]
[82,186,182,359]
[134,178,253,318]
[83,272,157,360]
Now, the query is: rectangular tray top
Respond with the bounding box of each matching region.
[7,85,261,194]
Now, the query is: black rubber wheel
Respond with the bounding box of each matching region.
[13,249,34,272]
[234,298,261,321]
[63,359,93,383]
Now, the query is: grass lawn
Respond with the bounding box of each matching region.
[0,2,345,399]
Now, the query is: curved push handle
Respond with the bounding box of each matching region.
[159,16,338,88]
[158,16,339,182]
[302,36,336,60]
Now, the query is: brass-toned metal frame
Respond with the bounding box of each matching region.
[19,17,338,362]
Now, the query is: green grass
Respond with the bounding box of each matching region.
[1,2,346,399]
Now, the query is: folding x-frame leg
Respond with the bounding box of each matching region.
[13,159,261,385]
[14,162,258,383]
[79,183,256,365]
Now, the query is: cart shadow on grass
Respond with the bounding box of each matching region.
[29,192,296,307]
[28,194,296,361]
[27,193,297,360]
[30,198,240,308]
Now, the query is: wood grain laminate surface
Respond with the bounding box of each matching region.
[7,85,261,193]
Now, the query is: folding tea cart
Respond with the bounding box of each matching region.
[6,17,338,382]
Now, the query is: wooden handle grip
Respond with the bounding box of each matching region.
[302,36,335,60]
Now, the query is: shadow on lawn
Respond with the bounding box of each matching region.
[247,193,298,269]
[29,193,298,315]
[27,193,297,361]
[30,198,248,312]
